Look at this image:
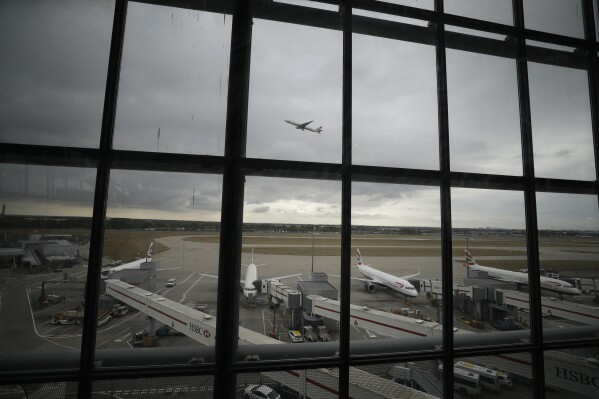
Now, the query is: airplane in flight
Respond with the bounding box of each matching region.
[463,250,581,298]
[338,249,419,299]
[200,248,301,304]
[284,119,323,133]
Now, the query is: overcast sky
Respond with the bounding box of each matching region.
[0,0,597,230]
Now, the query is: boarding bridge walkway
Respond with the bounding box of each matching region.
[105,279,434,399]
[496,289,599,325]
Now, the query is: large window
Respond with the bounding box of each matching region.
[1,1,598,398]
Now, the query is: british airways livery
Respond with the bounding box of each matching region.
[463,250,581,298]
[351,249,419,298]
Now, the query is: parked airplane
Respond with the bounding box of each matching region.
[341,249,419,298]
[200,249,301,304]
[284,119,323,133]
[101,242,178,276]
[463,250,581,297]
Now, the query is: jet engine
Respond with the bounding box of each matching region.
[363,281,376,293]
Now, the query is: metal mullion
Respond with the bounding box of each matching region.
[214,0,252,396]
[583,0,599,205]
[77,1,128,398]
[352,0,436,24]
[512,1,545,399]
[131,0,233,14]
[0,143,99,168]
[339,2,352,398]
[110,150,225,174]
[434,1,454,398]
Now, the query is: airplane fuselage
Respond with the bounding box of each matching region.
[242,262,259,301]
[467,264,581,296]
[358,264,418,298]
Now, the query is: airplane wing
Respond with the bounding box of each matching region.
[400,267,420,280]
[329,274,385,286]
[198,272,218,279]
[299,120,313,129]
[266,273,302,281]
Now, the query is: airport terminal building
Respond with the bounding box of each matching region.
[1,1,599,399]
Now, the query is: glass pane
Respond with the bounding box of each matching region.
[451,188,529,347]
[350,183,441,355]
[537,193,599,343]
[239,368,339,398]
[97,170,222,365]
[93,376,213,398]
[353,33,439,169]
[0,0,114,147]
[358,360,444,397]
[447,46,521,175]
[380,0,434,10]
[545,347,599,398]
[451,353,531,396]
[445,0,513,25]
[247,19,342,163]
[528,62,595,181]
[6,382,78,398]
[113,3,231,155]
[0,164,95,371]
[523,0,585,38]
[240,177,340,360]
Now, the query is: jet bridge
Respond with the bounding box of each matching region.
[495,289,599,325]
[105,279,274,345]
[106,280,435,399]
[305,295,449,338]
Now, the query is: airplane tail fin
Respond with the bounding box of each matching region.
[463,249,477,267]
[356,249,364,267]
[145,241,153,262]
[316,127,322,133]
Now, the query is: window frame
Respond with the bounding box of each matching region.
[0,0,597,398]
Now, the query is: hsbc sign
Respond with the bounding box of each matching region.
[189,323,212,340]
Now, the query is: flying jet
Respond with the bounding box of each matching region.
[335,249,419,299]
[284,119,323,133]
[463,250,581,298]
[200,248,301,304]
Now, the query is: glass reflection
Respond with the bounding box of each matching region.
[451,188,529,346]
[350,183,441,354]
[447,48,521,176]
[241,177,340,359]
[114,2,231,155]
[0,164,95,371]
[353,34,438,169]
[523,0,585,38]
[537,193,599,343]
[445,0,513,25]
[247,19,342,163]
[528,62,595,181]
[97,170,222,363]
[0,0,113,148]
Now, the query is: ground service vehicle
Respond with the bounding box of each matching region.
[166,278,176,287]
[454,361,501,392]
[155,324,184,337]
[288,330,304,343]
[243,384,281,399]
[112,304,128,317]
[302,325,318,342]
[317,325,331,341]
[454,368,481,396]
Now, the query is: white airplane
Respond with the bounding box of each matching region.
[100,242,178,277]
[463,250,581,297]
[284,119,323,133]
[341,249,419,298]
[200,249,301,304]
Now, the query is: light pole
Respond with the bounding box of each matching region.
[311,226,315,275]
